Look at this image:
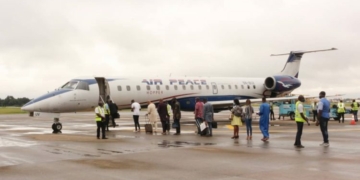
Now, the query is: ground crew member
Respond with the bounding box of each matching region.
[95,102,107,139]
[104,100,111,131]
[270,102,275,121]
[351,100,359,122]
[294,95,310,148]
[337,100,345,123]
[312,102,318,122]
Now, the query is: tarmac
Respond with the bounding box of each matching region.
[0,111,359,180]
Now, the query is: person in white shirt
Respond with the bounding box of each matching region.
[131,100,141,132]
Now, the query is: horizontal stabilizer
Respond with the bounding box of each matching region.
[271,48,337,56]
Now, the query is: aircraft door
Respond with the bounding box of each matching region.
[211,82,218,94]
[95,77,111,103]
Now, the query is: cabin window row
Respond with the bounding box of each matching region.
[117,84,256,91]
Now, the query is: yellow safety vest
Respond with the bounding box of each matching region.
[95,106,105,121]
[295,101,306,122]
[353,102,359,111]
[167,104,173,116]
[337,103,345,113]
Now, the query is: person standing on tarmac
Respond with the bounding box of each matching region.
[337,100,346,123]
[203,99,214,137]
[258,97,270,141]
[95,102,107,139]
[294,95,310,148]
[194,98,204,135]
[147,101,158,133]
[351,100,359,122]
[131,100,141,132]
[166,101,173,134]
[312,102,318,122]
[172,98,181,135]
[270,102,275,121]
[104,100,111,131]
[316,91,330,147]
[157,99,170,135]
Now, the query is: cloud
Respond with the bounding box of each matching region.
[0,0,359,99]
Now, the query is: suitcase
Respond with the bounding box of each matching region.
[212,121,218,129]
[144,115,153,133]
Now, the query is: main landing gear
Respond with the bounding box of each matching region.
[52,118,62,134]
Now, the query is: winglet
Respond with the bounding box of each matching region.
[270,48,337,56]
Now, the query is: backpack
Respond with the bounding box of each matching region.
[233,106,242,117]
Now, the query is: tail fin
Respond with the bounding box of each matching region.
[271,48,337,78]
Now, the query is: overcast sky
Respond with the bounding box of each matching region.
[0,0,359,99]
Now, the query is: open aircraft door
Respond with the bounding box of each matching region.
[95,77,110,103]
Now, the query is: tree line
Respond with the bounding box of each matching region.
[0,96,31,107]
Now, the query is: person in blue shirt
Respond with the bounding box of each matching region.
[258,97,270,141]
[316,91,330,147]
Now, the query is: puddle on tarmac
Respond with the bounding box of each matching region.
[158,140,216,148]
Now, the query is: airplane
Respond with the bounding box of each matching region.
[21,48,337,132]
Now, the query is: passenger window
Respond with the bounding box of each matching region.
[183,85,186,90]
[190,85,194,90]
[253,85,256,89]
[166,85,169,90]
[221,85,224,89]
[206,85,209,90]
[126,86,131,91]
[118,86,122,91]
[156,85,160,90]
[198,85,202,90]
[136,85,140,91]
[235,85,238,89]
[147,86,151,90]
[174,85,178,90]
[247,85,250,89]
[228,85,231,89]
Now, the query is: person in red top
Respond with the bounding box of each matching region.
[194,97,204,135]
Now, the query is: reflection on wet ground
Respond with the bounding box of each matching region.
[158,140,216,148]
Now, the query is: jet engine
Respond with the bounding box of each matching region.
[264,75,301,92]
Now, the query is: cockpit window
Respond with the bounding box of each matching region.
[61,81,78,90]
[76,81,90,91]
[61,81,89,91]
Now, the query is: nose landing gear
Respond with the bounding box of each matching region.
[52,118,62,134]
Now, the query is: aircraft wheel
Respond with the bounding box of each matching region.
[52,122,62,134]
[290,112,295,120]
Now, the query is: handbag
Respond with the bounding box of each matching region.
[172,122,179,129]
[211,121,218,129]
[200,122,207,131]
[113,112,120,119]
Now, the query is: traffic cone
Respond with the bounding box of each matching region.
[350,115,356,125]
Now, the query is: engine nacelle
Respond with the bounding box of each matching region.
[264,75,301,92]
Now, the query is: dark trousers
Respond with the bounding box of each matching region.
[96,121,106,138]
[312,110,318,121]
[174,119,181,134]
[133,115,140,130]
[338,113,345,123]
[110,114,116,127]
[105,114,110,130]
[353,110,358,122]
[319,117,329,143]
[270,110,275,120]
[161,121,169,133]
[294,122,303,146]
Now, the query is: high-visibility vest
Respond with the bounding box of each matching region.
[167,104,173,117]
[95,106,105,121]
[337,103,345,113]
[353,102,359,111]
[295,101,306,122]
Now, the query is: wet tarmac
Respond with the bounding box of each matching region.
[0,111,359,180]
